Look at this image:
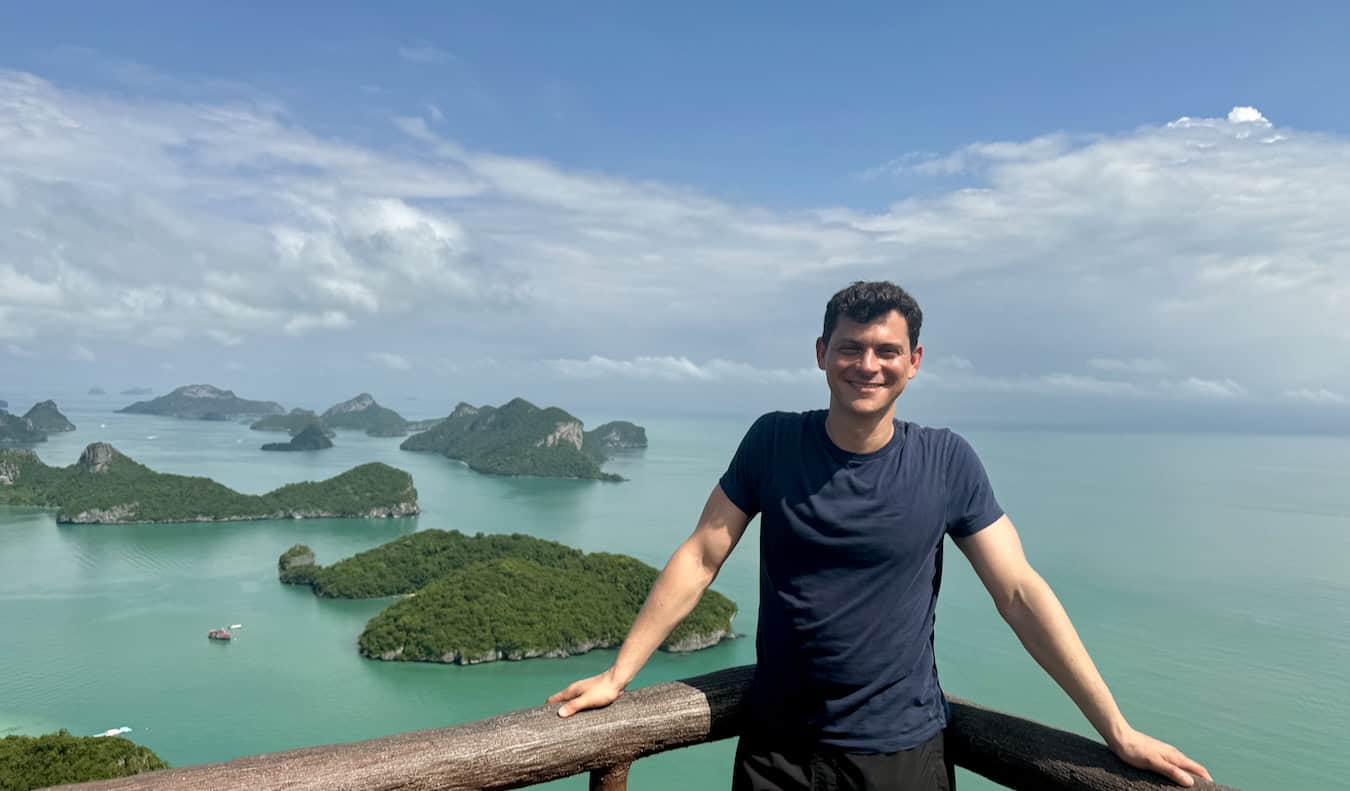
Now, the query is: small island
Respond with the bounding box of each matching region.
[251,408,334,436]
[0,730,167,790]
[117,384,284,420]
[0,411,46,446]
[120,387,155,396]
[280,530,736,664]
[261,423,334,452]
[584,421,648,452]
[87,387,106,396]
[400,398,645,481]
[23,400,76,433]
[321,393,409,437]
[0,442,418,523]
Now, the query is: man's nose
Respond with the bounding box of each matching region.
[858,349,880,371]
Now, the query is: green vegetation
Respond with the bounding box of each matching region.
[117,384,283,419]
[0,412,46,446]
[400,398,642,481]
[281,530,735,663]
[0,443,418,523]
[261,423,334,452]
[250,408,333,436]
[0,731,167,791]
[583,421,648,457]
[321,393,409,437]
[23,400,75,433]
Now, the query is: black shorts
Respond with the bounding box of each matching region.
[732,728,954,791]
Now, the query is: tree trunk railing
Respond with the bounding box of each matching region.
[57,664,1237,791]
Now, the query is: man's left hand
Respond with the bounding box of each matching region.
[1109,727,1213,787]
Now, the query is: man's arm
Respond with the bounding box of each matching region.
[547,484,751,718]
[955,516,1213,788]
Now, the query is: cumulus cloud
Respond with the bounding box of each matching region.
[369,352,413,371]
[1,74,1349,418]
[69,344,95,361]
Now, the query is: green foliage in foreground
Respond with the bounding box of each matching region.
[281,529,737,663]
[0,731,167,791]
[0,445,417,523]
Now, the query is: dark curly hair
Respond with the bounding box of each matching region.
[821,281,923,349]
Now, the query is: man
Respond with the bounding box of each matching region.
[549,281,1212,790]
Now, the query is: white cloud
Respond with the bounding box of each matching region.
[1227,106,1269,125]
[1088,358,1169,375]
[1,73,1349,418]
[1283,388,1347,405]
[551,355,818,384]
[369,352,412,371]
[398,44,452,64]
[6,343,33,358]
[69,343,95,361]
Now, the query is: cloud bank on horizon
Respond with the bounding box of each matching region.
[2,70,1347,425]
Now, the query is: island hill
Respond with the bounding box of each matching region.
[0,442,419,523]
[400,398,647,481]
[117,384,283,420]
[251,394,420,441]
[0,400,76,446]
[261,423,334,452]
[279,529,735,664]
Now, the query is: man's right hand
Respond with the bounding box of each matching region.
[547,669,625,718]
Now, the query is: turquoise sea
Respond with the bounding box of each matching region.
[1,396,1347,790]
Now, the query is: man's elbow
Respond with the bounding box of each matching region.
[993,567,1044,623]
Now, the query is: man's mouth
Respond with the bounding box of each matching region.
[846,380,884,391]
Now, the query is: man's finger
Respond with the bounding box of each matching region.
[547,680,587,705]
[1154,757,1194,788]
[1172,752,1212,782]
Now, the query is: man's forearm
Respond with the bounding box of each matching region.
[607,539,717,688]
[1000,570,1131,747]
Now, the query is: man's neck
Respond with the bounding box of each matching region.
[824,405,897,454]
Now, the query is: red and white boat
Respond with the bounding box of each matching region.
[207,627,232,641]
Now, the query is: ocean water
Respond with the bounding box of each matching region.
[1,398,1346,790]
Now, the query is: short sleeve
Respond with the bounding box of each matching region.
[944,432,1004,538]
[718,414,772,518]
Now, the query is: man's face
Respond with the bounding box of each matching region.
[815,311,923,419]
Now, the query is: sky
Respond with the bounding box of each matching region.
[3,2,1350,431]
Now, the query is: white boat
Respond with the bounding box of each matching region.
[93,726,132,737]
[230,624,242,629]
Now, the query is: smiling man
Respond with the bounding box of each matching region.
[550,281,1211,790]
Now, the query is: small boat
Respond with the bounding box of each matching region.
[229,624,242,629]
[93,727,132,737]
[207,628,232,641]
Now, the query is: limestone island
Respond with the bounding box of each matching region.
[24,400,76,433]
[0,410,46,446]
[87,387,106,396]
[261,423,334,452]
[0,443,418,523]
[279,529,736,664]
[585,420,648,451]
[116,384,284,420]
[120,387,155,396]
[0,398,7,409]
[400,398,645,482]
[321,393,409,437]
[0,730,167,789]
[251,408,335,437]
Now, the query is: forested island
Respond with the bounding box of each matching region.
[261,423,334,452]
[251,408,334,436]
[0,443,418,523]
[23,400,75,433]
[321,393,409,436]
[279,530,736,664]
[400,399,645,481]
[0,731,167,790]
[117,384,284,420]
[0,411,46,446]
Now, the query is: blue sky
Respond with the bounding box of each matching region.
[3,3,1350,429]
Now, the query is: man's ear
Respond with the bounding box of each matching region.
[908,343,924,378]
[816,337,827,370]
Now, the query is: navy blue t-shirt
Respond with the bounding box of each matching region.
[718,410,1004,753]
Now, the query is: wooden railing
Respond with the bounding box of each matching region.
[58,665,1238,790]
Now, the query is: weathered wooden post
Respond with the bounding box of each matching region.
[588,762,631,791]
